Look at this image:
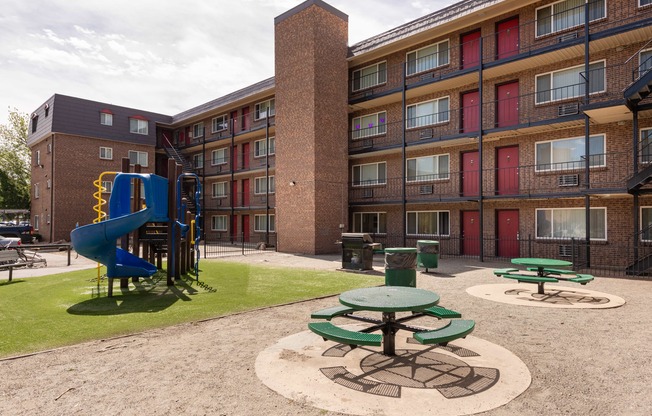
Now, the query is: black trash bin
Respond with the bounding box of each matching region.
[417,240,439,272]
[341,233,375,270]
[384,247,417,287]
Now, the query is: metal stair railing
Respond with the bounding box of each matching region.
[161,134,193,173]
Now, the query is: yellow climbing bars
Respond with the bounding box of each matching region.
[93,172,118,224]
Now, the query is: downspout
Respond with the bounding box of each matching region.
[583,0,591,266]
[50,133,55,243]
[633,110,639,263]
[401,61,407,247]
[265,112,270,245]
[479,37,484,262]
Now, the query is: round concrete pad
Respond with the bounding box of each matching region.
[467,284,626,309]
[256,326,530,416]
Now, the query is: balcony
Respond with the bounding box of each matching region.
[190,148,275,177]
[173,112,275,150]
[203,192,275,211]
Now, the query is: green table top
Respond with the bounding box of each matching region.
[339,286,440,312]
[511,258,572,268]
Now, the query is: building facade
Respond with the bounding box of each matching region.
[27,0,652,274]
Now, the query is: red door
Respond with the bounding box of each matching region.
[242,215,250,243]
[241,107,250,131]
[462,151,480,196]
[242,178,250,207]
[232,181,238,207]
[461,211,480,256]
[231,215,238,240]
[242,143,250,170]
[496,81,519,128]
[496,146,519,195]
[461,30,481,69]
[232,145,238,170]
[230,110,238,134]
[461,90,480,133]
[497,210,519,258]
[496,17,519,60]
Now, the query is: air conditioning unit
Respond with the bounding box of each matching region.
[558,31,579,43]
[419,129,434,139]
[361,188,374,198]
[362,138,373,148]
[558,244,579,257]
[419,185,434,195]
[558,174,579,187]
[558,103,579,116]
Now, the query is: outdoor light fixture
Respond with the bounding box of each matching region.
[289,181,296,186]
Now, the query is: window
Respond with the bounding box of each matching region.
[254,214,276,232]
[535,61,605,104]
[35,150,41,166]
[536,207,606,240]
[254,176,275,194]
[641,207,652,241]
[193,154,204,169]
[212,115,228,132]
[211,182,227,198]
[211,148,228,165]
[101,181,113,193]
[352,112,387,139]
[406,97,450,128]
[536,0,606,37]
[641,128,652,163]
[193,122,204,138]
[47,143,51,153]
[34,215,39,231]
[99,147,113,160]
[352,212,387,234]
[31,115,38,133]
[641,0,652,6]
[129,117,148,135]
[639,49,652,78]
[535,134,605,171]
[211,215,227,231]
[255,99,275,120]
[353,162,386,186]
[254,137,276,157]
[352,61,387,91]
[128,150,148,167]
[406,40,450,76]
[34,183,40,199]
[407,211,450,236]
[407,154,450,182]
[100,112,113,126]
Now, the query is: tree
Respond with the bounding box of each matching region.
[0,108,31,210]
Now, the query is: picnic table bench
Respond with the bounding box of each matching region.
[0,250,29,282]
[494,259,594,294]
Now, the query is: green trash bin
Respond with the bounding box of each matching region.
[384,247,417,287]
[417,240,439,272]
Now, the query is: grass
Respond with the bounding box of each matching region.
[0,260,382,358]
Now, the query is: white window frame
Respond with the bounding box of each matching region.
[212,115,228,132]
[640,206,652,241]
[536,207,607,240]
[535,60,606,104]
[352,61,387,92]
[211,148,228,165]
[352,212,387,234]
[100,112,113,126]
[641,0,652,7]
[639,48,652,77]
[129,118,148,135]
[254,137,276,157]
[535,133,606,172]
[406,211,450,236]
[101,181,113,193]
[34,215,39,231]
[211,215,228,232]
[193,122,204,139]
[254,214,276,232]
[406,40,450,76]
[34,183,40,199]
[193,154,203,169]
[35,150,41,166]
[99,147,113,160]
[535,0,607,38]
[254,99,275,120]
[128,150,148,167]
[406,96,450,128]
[352,112,387,140]
[211,182,227,198]
[406,154,450,182]
[352,162,387,187]
[254,176,275,194]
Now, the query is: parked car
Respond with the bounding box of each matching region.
[0,235,21,248]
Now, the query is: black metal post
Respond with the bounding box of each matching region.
[479,37,485,262]
[401,62,407,248]
[583,0,591,267]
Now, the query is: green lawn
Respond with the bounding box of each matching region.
[0,260,381,358]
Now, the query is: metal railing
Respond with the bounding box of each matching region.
[203,233,277,258]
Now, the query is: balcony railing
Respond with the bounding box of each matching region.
[203,192,275,210]
[173,113,275,149]
[191,149,275,176]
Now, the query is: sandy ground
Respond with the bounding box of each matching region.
[1,251,651,415]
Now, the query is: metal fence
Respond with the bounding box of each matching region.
[203,233,277,258]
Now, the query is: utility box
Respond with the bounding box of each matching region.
[341,233,376,270]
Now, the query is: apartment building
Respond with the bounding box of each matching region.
[27,0,652,274]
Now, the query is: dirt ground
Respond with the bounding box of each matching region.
[1,251,651,415]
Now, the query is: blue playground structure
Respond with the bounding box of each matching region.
[71,169,202,296]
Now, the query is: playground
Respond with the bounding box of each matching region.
[1,252,651,416]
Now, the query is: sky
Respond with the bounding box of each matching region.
[0,0,458,125]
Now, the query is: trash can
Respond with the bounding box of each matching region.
[341,233,375,270]
[384,247,417,287]
[417,240,439,272]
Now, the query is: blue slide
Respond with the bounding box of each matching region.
[71,173,169,278]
